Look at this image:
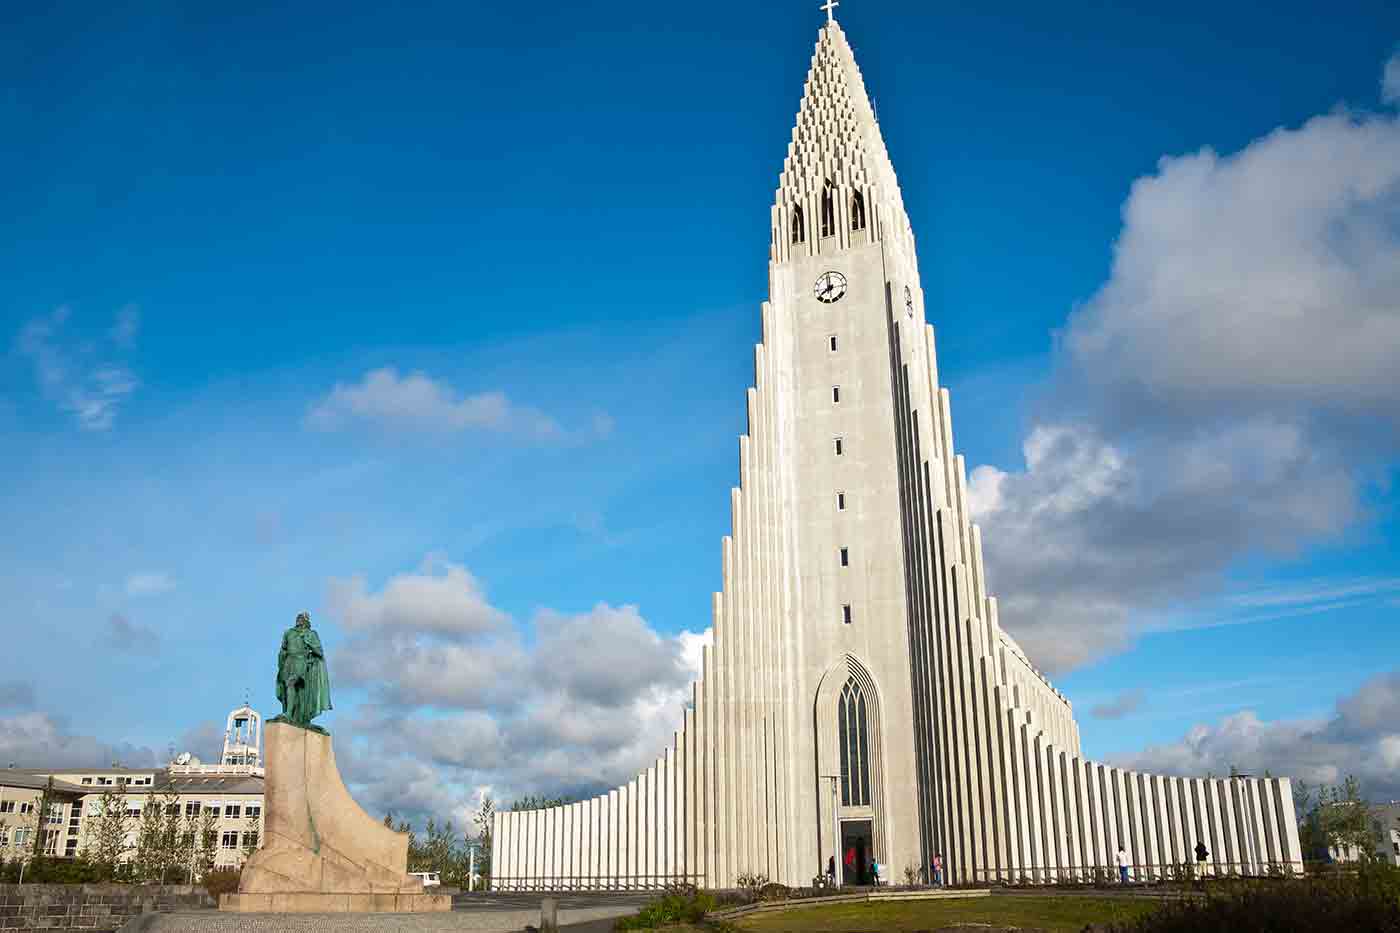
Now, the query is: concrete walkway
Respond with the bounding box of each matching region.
[120,893,654,933]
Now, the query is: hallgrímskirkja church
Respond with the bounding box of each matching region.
[492,11,1303,889]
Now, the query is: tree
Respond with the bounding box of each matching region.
[510,795,573,812]
[30,778,57,861]
[192,807,219,880]
[474,794,495,886]
[240,813,261,865]
[8,799,40,884]
[133,784,182,882]
[1297,775,1378,862]
[83,781,134,879]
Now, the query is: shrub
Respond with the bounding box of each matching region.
[614,891,717,930]
[202,867,242,898]
[1104,865,1400,933]
[757,882,790,902]
[735,871,768,901]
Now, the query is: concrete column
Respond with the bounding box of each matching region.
[1088,763,1108,876]
[1138,774,1160,878]
[608,788,620,886]
[1277,779,1304,874]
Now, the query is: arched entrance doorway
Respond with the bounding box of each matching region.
[814,656,887,885]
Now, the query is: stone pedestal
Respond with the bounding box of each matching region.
[221,721,450,914]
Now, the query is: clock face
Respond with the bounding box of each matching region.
[905,285,914,317]
[814,271,848,304]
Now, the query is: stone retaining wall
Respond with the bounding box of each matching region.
[0,885,213,931]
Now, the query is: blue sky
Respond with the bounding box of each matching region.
[2,0,1398,824]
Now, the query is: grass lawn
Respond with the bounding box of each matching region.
[728,894,1158,933]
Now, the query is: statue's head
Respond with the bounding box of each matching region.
[295,612,312,629]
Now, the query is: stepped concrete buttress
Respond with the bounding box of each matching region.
[221,721,450,914]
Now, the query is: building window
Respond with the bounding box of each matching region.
[0,829,8,847]
[834,437,844,456]
[225,805,242,819]
[837,677,872,807]
[221,832,239,850]
[208,806,221,818]
[829,334,838,352]
[81,778,92,785]
[126,806,141,818]
[832,386,841,404]
[791,206,806,245]
[186,802,202,816]
[837,492,846,511]
[850,190,867,231]
[13,828,30,848]
[0,801,13,814]
[840,547,850,567]
[242,831,259,848]
[842,604,853,625]
[19,802,33,815]
[47,804,64,825]
[821,181,836,238]
[43,830,59,855]
[246,806,262,819]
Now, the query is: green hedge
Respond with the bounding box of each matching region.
[1107,863,1400,933]
[614,892,717,930]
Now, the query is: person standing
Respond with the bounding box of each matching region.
[931,853,944,887]
[1194,841,1209,880]
[826,855,836,886]
[1116,844,1131,884]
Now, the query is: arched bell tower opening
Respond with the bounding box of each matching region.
[815,656,887,885]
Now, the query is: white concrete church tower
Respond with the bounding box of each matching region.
[493,12,1303,889]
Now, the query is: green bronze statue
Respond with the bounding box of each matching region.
[270,611,333,734]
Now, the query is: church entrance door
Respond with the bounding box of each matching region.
[840,819,873,886]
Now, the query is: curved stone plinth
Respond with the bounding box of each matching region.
[235,722,444,911]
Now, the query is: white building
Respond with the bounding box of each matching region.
[491,10,1303,889]
[1329,802,1400,866]
[0,703,265,871]
[1374,803,1400,866]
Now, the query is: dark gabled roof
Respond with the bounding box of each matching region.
[0,772,89,796]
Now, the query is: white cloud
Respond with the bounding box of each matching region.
[1383,49,1400,106]
[323,556,710,829]
[16,307,140,431]
[327,556,508,638]
[306,367,563,440]
[106,613,160,653]
[971,66,1400,674]
[0,710,158,770]
[109,305,140,349]
[125,572,176,597]
[1090,689,1144,720]
[0,681,35,711]
[1115,670,1400,801]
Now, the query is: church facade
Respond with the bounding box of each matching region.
[491,16,1303,889]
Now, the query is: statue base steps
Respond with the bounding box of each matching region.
[230,722,444,913]
[220,892,452,913]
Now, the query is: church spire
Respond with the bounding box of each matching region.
[770,17,914,265]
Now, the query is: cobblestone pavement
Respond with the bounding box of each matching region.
[119,893,654,933]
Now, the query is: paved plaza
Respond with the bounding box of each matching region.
[119,893,653,932]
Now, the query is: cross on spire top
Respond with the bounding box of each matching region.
[821,0,839,24]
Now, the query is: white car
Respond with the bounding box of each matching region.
[410,872,441,888]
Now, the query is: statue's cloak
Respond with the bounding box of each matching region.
[276,626,333,722]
